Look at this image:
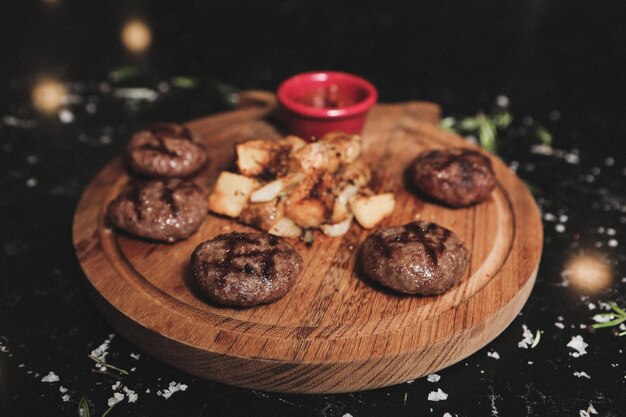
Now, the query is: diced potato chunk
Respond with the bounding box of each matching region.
[285,170,334,228]
[235,140,289,178]
[239,198,285,231]
[349,193,396,229]
[208,172,260,218]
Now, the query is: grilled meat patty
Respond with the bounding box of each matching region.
[106,179,207,242]
[191,232,303,307]
[409,148,496,207]
[361,221,469,295]
[126,123,207,178]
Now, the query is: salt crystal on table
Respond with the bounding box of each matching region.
[26,178,38,188]
[41,371,60,382]
[427,374,441,383]
[518,325,534,349]
[555,322,565,329]
[487,351,500,360]
[123,386,138,403]
[588,302,596,310]
[108,392,124,407]
[59,386,67,393]
[608,239,618,247]
[427,389,448,401]
[555,224,565,233]
[567,335,588,357]
[130,352,141,360]
[573,371,591,379]
[62,394,70,402]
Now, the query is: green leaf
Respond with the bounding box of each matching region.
[531,330,541,348]
[88,355,129,375]
[170,76,200,90]
[591,317,626,329]
[440,117,456,131]
[78,396,91,417]
[493,111,513,128]
[108,66,144,82]
[459,117,480,131]
[609,302,626,317]
[101,404,115,417]
[535,125,553,147]
[478,120,497,153]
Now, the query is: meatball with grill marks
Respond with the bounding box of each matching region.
[361,221,469,295]
[409,148,496,207]
[106,179,207,242]
[191,232,302,307]
[126,123,207,178]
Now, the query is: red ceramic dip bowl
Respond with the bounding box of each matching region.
[277,71,378,140]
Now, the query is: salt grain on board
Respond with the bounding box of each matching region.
[62,394,70,402]
[427,388,448,401]
[518,325,534,349]
[426,374,441,383]
[41,371,60,382]
[130,352,141,360]
[567,335,588,357]
[573,371,591,379]
[108,392,124,407]
[487,351,500,360]
[158,381,188,399]
[555,322,565,329]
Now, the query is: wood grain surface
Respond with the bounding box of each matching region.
[72,94,543,393]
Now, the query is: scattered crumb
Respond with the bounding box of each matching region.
[123,386,138,403]
[157,381,188,399]
[567,335,588,357]
[487,351,500,360]
[427,388,448,402]
[426,374,441,383]
[573,371,591,379]
[108,392,125,407]
[41,371,60,383]
[518,325,534,349]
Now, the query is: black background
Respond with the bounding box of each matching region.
[1,1,625,416]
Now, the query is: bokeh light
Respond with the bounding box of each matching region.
[31,78,67,115]
[563,251,613,294]
[121,19,152,54]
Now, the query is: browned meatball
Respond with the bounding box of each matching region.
[126,123,207,178]
[191,232,302,307]
[409,148,496,207]
[361,221,469,295]
[107,179,207,242]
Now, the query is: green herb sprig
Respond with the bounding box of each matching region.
[88,355,129,375]
[440,110,512,153]
[591,302,626,336]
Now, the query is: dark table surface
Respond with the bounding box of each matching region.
[1,1,625,416]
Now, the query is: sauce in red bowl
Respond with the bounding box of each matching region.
[277,71,378,140]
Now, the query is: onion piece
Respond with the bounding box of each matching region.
[250,173,304,203]
[320,216,353,237]
[269,217,302,238]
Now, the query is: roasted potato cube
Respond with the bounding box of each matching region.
[291,132,362,174]
[349,192,396,229]
[208,172,260,218]
[239,198,285,231]
[235,140,290,178]
[285,170,335,228]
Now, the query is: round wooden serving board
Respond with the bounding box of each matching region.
[73,96,543,393]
